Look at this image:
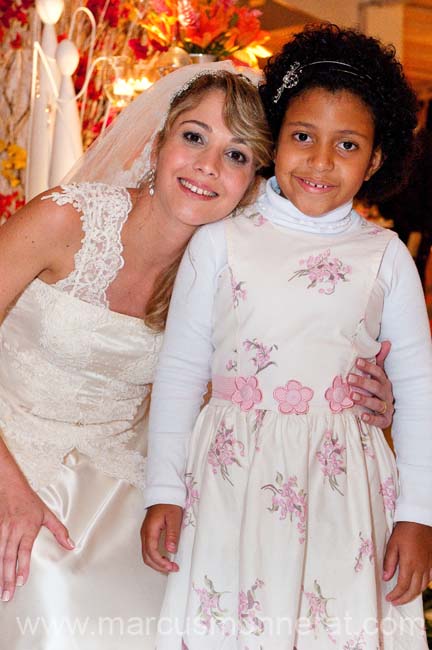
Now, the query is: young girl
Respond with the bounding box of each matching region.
[143,26,432,649]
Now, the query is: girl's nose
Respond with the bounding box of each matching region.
[309,145,334,172]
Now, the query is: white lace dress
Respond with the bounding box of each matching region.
[0,183,166,649]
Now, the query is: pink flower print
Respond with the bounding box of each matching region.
[379,476,396,515]
[261,472,307,543]
[273,380,313,414]
[252,409,266,451]
[232,376,263,411]
[226,358,237,372]
[254,214,267,227]
[316,430,346,495]
[229,267,247,308]
[238,579,265,636]
[289,249,351,295]
[343,630,366,649]
[242,338,278,375]
[183,473,199,528]
[356,416,376,459]
[304,580,337,643]
[192,575,229,634]
[207,419,245,485]
[354,532,375,573]
[245,210,267,227]
[325,375,354,413]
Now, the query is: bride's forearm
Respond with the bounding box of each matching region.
[0,435,29,487]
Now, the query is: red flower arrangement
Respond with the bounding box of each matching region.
[0,0,32,48]
[141,0,270,65]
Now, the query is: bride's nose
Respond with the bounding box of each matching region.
[193,148,220,177]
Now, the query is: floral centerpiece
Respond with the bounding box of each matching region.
[141,0,270,66]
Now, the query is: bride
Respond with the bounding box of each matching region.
[0,61,394,649]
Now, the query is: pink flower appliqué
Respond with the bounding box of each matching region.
[273,380,313,414]
[325,375,354,413]
[232,376,262,411]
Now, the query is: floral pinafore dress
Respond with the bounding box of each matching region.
[157,209,427,650]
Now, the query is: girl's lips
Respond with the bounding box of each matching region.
[178,177,218,200]
[295,176,336,193]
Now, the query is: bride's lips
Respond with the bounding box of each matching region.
[177,177,218,200]
[294,176,336,193]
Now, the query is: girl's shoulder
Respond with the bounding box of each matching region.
[189,220,226,255]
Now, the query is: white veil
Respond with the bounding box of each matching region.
[64,61,262,188]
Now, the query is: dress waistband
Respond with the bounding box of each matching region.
[212,373,364,417]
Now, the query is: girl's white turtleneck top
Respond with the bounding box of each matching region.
[145,178,432,527]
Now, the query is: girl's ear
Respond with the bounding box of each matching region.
[364,146,383,181]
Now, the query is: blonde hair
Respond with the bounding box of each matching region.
[145,71,273,332]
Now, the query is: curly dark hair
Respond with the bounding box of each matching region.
[259,23,419,202]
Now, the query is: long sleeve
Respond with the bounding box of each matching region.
[144,222,227,508]
[379,237,432,526]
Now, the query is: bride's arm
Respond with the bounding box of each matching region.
[0,193,79,602]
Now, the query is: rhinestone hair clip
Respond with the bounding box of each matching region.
[273,60,373,103]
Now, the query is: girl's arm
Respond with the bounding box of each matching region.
[142,222,223,571]
[0,193,78,601]
[377,236,432,604]
[145,223,224,509]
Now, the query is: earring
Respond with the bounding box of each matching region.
[148,167,155,197]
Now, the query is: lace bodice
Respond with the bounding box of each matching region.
[0,183,163,491]
[42,182,132,308]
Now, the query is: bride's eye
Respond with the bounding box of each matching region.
[226,149,249,165]
[183,131,204,144]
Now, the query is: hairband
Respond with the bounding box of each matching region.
[273,60,373,103]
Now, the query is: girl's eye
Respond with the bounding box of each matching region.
[293,132,312,143]
[183,131,204,144]
[226,149,248,165]
[339,141,358,151]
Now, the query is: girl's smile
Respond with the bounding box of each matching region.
[274,87,382,217]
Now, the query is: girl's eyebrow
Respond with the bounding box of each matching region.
[335,129,369,140]
[285,121,314,128]
[285,121,369,140]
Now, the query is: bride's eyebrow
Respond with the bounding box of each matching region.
[180,119,211,131]
[179,120,248,146]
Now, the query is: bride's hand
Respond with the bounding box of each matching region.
[0,474,74,603]
[348,340,394,428]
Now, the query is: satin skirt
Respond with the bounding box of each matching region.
[1,450,166,649]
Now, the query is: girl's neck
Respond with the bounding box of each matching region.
[258,177,354,235]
